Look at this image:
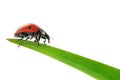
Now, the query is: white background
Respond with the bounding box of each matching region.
[0,0,120,80]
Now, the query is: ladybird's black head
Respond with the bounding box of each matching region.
[40,29,50,43]
[45,33,50,43]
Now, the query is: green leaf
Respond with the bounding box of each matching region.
[7,38,120,80]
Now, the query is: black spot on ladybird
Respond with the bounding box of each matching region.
[28,26,32,29]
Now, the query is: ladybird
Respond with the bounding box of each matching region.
[14,23,50,45]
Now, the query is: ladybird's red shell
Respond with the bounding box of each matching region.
[14,23,40,35]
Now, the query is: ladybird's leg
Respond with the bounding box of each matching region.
[29,33,34,40]
[25,36,30,40]
[34,36,37,42]
[34,34,40,46]
[43,38,46,44]
[25,35,33,40]
[33,33,37,42]
[25,32,31,40]
[37,33,41,46]
[46,36,50,43]
[36,36,39,46]
[19,36,24,40]
[46,39,50,43]
[18,33,26,40]
[34,31,41,46]
[30,35,34,40]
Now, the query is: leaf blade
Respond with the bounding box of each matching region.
[7,38,120,80]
